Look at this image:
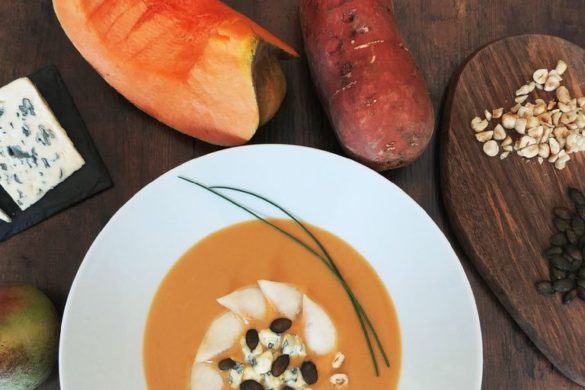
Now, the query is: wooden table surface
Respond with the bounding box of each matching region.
[1,1,583,389]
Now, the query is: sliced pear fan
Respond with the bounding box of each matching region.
[258,280,303,320]
[190,363,223,390]
[303,295,337,355]
[217,286,267,320]
[195,311,244,363]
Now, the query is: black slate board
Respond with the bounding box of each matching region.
[0,65,112,241]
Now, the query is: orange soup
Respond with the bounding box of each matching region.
[144,219,401,389]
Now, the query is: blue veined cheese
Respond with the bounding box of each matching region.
[0,78,85,210]
[0,207,11,223]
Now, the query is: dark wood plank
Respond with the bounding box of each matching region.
[0,0,584,389]
[442,34,585,386]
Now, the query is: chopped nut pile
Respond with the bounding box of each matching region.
[471,60,585,170]
[218,318,348,390]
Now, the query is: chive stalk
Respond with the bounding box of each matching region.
[179,177,390,375]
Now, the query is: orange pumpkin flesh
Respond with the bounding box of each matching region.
[53,0,298,145]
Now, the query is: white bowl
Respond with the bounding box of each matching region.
[60,144,482,389]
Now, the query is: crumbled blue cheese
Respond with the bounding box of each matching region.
[0,208,11,223]
[282,334,306,358]
[0,78,85,210]
[242,366,262,383]
[283,367,309,389]
[263,372,284,389]
[259,329,282,350]
[240,337,263,366]
[225,326,314,389]
[228,363,244,388]
[254,350,273,375]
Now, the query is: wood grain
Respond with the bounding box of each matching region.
[0,1,584,389]
[442,34,585,386]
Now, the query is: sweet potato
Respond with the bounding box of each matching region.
[300,0,435,170]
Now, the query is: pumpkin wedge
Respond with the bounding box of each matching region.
[53,0,298,145]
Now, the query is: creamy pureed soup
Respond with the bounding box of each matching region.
[144,219,401,389]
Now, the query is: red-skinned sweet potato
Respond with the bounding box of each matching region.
[300,0,435,170]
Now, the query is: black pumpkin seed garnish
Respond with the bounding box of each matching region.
[246,329,259,351]
[218,358,237,371]
[536,281,554,296]
[578,287,585,301]
[579,268,585,279]
[271,354,290,377]
[554,207,573,220]
[551,233,568,246]
[270,318,292,334]
[563,289,578,304]
[550,255,573,271]
[240,380,264,390]
[553,278,575,293]
[554,218,571,232]
[577,279,585,289]
[301,361,319,385]
[568,187,585,206]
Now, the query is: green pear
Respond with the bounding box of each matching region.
[0,285,59,389]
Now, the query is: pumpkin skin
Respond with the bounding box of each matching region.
[53,0,298,145]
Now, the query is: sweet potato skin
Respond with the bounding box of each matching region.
[300,0,435,170]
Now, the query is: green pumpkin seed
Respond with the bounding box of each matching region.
[579,236,585,251]
[544,246,563,258]
[536,281,554,296]
[566,230,578,245]
[553,278,575,293]
[577,279,585,289]
[550,268,567,280]
[572,217,585,235]
[565,245,583,260]
[577,287,585,301]
[554,218,571,232]
[554,207,573,220]
[568,187,585,206]
[578,205,585,220]
[551,233,568,246]
[570,259,584,272]
[579,268,585,279]
[563,289,578,304]
[551,255,573,271]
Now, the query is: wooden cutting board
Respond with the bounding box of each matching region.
[441,34,585,386]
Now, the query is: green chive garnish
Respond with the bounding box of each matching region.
[179,177,390,375]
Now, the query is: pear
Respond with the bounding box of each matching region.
[195,311,244,363]
[217,286,266,320]
[190,363,223,390]
[258,280,302,320]
[303,295,337,355]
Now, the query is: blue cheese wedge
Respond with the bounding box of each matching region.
[0,78,85,210]
[0,207,11,223]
